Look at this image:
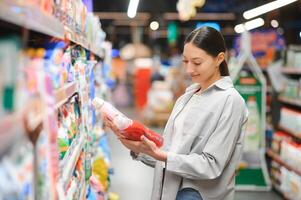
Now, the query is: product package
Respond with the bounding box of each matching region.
[92,97,164,147]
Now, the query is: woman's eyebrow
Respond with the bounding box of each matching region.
[191,57,203,61]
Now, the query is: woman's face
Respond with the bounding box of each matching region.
[182,43,220,84]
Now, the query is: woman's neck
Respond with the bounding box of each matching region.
[199,73,222,93]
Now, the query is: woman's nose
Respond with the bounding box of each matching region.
[186,63,195,74]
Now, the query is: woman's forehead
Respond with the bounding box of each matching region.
[183,43,208,58]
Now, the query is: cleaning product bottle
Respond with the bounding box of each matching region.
[245,96,261,151]
[92,97,163,147]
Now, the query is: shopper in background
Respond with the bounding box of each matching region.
[104,26,248,200]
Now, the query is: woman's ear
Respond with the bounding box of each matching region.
[216,52,225,66]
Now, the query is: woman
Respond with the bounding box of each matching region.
[104,27,248,200]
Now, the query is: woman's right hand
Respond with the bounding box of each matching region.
[102,115,126,139]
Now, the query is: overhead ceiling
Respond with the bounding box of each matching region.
[92,0,301,47]
[93,0,267,13]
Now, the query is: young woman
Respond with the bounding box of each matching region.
[104,26,248,200]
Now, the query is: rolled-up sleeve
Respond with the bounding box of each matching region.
[166,95,248,180]
[130,151,157,168]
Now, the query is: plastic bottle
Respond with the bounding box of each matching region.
[245,96,261,151]
[92,97,133,129]
[92,97,163,147]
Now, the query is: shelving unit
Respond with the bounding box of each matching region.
[60,133,85,189]
[266,149,301,177]
[0,2,64,39]
[278,125,301,141]
[0,1,104,59]
[282,67,301,75]
[79,180,87,200]
[267,48,301,198]
[0,110,23,135]
[54,82,78,108]
[0,1,111,200]
[272,182,293,200]
[278,96,301,108]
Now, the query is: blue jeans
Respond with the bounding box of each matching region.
[176,188,203,200]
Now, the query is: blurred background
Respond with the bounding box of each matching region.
[1,0,301,200]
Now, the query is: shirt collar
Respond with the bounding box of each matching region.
[214,76,234,90]
[185,76,233,93]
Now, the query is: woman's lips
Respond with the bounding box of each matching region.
[191,74,200,78]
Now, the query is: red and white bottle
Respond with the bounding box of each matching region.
[93,97,163,147]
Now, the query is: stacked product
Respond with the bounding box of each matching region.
[286,45,301,69]
[282,78,301,100]
[280,108,301,137]
[280,167,301,200]
[0,37,35,200]
[280,140,301,172]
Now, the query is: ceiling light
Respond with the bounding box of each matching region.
[234,18,264,34]
[127,0,140,18]
[234,24,245,34]
[150,21,159,31]
[271,20,279,28]
[243,0,298,20]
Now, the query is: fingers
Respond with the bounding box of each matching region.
[119,138,140,152]
[141,135,155,147]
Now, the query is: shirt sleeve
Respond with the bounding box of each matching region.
[130,151,157,168]
[165,95,248,180]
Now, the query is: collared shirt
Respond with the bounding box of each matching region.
[135,76,249,200]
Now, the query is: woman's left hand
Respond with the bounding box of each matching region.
[120,135,167,162]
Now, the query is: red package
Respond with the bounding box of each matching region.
[122,120,164,148]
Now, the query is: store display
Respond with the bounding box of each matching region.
[0,136,34,200]
[280,167,301,200]
[245,96,261,151]
[280,140,301,172]
[233,30,285,69]
[0,37,22,114]
[286,45,301,69]
[279,108,301,136]
[283,79,301,99]
[271,132,292,154]
[93,97,164,147]
[232,31,271,190]
[0,0,113,199]
[1,0,300,199]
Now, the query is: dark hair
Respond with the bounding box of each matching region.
[184,26,229,76]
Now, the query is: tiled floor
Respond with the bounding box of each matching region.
[108,107,284,200]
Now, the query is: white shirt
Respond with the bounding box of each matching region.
[135,76,249,200]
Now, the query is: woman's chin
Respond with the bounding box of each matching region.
[191,76,202,84]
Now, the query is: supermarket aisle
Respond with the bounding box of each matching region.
[108,108,283,200]
[108,131,154,200]
[108,107,155,200]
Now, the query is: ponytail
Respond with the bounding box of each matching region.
[219,60,230,76]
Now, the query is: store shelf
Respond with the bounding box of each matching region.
[0,112,22,135]
[0,112,23,155]
[79,179,86,200]
[278,125,301,141]
[0,2,64,39]
[60,133,85,189]
[266,149,301,177]
[54,82,78,108]
[272,182,293,200]
[66,31,104,58]
[282,68,301,75]
[278,96,301,108]
[0,2,104,58]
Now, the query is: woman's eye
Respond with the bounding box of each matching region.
[194,62,202,65]
[182,60,188,63]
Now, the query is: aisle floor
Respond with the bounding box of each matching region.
[108,107,283,200]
